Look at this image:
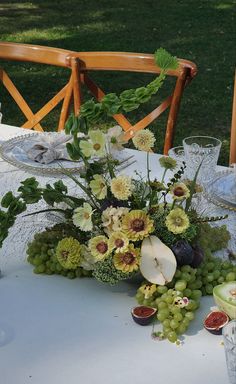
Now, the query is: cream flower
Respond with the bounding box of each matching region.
[110,175,133,200]
[106,125,125,151]
[108,231,129,253]
[89,235,111,261]
[165,208,190,234]
[132,129,156,152]
[89,174,107,200]
[79,245,97,270]
[80,130,106,158]
[72,203,93,232]
[113,244,140,273]
[102,206,130,235]
[170,182,190,200]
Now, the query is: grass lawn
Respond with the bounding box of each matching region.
[0,0,235,163]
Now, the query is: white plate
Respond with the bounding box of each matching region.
[205,169,236,210]
[0,132,83,175]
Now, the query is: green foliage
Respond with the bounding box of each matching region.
[198,223,231,253]
[92,255,137,285]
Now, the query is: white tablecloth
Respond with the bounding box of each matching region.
[0,124,233,384]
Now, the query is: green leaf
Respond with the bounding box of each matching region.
[1,191,15,208]
[154,48,179,71]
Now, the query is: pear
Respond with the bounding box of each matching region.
[140,235,177,285]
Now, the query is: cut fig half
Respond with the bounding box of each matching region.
[204,310,229,335]
[131,306,157,326]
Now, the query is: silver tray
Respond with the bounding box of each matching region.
[204,169,236,212]
[0,132,83,175]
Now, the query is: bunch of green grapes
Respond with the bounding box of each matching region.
[26,226,92,279]
[136,265,201,343]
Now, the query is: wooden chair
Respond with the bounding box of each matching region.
[230,70,236,164]
[68,51,197,154]
[0,42,80,131]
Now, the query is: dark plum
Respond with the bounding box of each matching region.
[171,240,194,266]
[191,244,204,267]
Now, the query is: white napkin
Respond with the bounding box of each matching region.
[26,133,73,164]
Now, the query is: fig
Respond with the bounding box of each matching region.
[171,240,194,266]
[213,282,236,319]
[190,244,204,267]
[204,310,229,335]
[131,306,157,326]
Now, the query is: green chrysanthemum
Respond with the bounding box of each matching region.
[165,208,190,234]
[56,237,81,269]
[122,210,154,240]
[159,156,177,170]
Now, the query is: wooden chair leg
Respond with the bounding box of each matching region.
[0,67,43,131]
[230,70,236,164]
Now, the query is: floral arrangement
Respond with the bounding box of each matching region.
[0,49,235,344]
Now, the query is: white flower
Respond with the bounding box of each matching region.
[110,175,133,200]
[89,174,107,200]
[106,125,125,151]
[80,130,106,158]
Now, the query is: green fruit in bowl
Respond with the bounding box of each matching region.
[213,282,236,319]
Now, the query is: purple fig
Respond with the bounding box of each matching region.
[171,240,194,266]
[191,244,204,267]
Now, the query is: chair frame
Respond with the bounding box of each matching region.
[0,42,80,131]
[68,51,197,154]
[230,70,236,164]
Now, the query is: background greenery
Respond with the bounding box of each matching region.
[0,0,235,163]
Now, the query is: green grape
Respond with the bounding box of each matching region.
[175,280,187,291]
[190,290,202,300]
[212,270,221,280]
[176,324,187,335]
[167,331,177,343]
[182,318,190,327]
[170,319,179,330]
[217,276,224,284]
[180,273,192,282]
[157,308,170,321]
[206,274,214,283]
[155,297,162,305]
[185,311,195,321]
[163,319,171,328]
[170,306,181,315]
[226,272,236,282]
[67,271,76,279]
[158,301,168,310]
[183,288,192,297]
[205,284,213,295]
[164,296,174,304]
[173,313,183,322]
[156,285,168,294]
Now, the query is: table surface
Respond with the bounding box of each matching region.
[0,124,232,384]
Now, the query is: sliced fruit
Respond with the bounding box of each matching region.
[140,236,177,285]
[131,306,157,326]
[213,282,236,319]
[204,310,229,335]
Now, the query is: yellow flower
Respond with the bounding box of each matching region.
[108,231,129,253]
[122,210,154,240]
[170,182,190,200]
[80,130,106,158]
[90,174,107,200]
[132,129,156,152]
[72,203,93,232]
[165,208,190,234]
[56,237,81,270]
[139,284,157,299]
[110,175,133,200]
[89,235,111,261]
[113,244,140,273]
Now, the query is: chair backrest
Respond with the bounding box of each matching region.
[68,51,197,154]
[230,70,236,164]
[0,42,80,131]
